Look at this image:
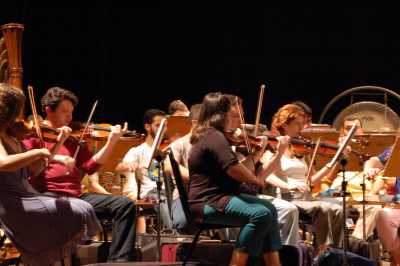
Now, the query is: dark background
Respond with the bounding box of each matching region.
[2,4,400,133]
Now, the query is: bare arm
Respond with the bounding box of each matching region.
[0,148,51,172]
[226,163,264,188]
[314,137,352,184]
[87,173,111,194]
[28,126,74,176]
[115,161,138,174]
[311,163,338,183]
[364,156,385,195]
[93,123,128,164]
[178,165,189,183]
[257,136,289,179]
[257,136,301,191]
[364,156,384,176]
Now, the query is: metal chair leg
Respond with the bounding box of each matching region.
[183,228,203,266]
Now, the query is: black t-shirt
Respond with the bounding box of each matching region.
[188,128,239,223]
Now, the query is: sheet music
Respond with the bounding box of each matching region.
[145,118,167,169]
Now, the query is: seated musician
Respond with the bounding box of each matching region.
[116,104,202,234]
[363,141,400,265]
[168,99,190,117]
[225,94,300,247]
[259,104,344,258]
[364,148,399,196]
[292,100,313,129]
[188,92,285,266]
[0,83,101,265]
[23,87,137,262]
[319,118,366,193]
[315,118,379,241]
[114,109,175,231]
[168,103,202,232]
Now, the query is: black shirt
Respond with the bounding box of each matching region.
[188,128,239,223]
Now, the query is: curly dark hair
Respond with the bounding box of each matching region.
[40,87,78,112]
[0,83,25,128]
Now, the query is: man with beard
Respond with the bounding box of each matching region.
[115,109,174,230]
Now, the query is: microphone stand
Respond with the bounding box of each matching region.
[339,157,351,266]
[144,118,167,261]
[361,173,367,241]
[326,123,358,266]
[155,150,167,262]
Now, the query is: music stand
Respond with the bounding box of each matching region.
[143,118,167,261]
[327,123,358,266]
[382,136,400,177]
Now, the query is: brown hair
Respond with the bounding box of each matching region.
[41,87,78,112]
[271,104,305,135]
[0,83,25,129]
[224,94,243,107]
[168,99,189,115]
[189,104,202,121]
[190,92,231,144]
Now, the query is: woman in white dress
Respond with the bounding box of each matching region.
[259,104,344,257]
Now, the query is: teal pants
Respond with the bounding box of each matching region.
[204,193,282,257]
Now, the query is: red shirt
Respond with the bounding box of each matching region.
[23,137,101,197]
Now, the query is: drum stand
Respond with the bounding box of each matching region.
[155,151,166,262]
[340,157,351,266]
[361,173,367,241]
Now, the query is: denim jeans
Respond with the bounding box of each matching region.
[203,193,282,257]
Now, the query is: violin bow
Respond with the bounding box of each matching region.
[253,83,265,136]
[27,85,45,148]
[305,137,321,192]
[236,96,252,155]
[72,100,98,160]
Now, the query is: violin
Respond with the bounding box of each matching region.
[8,119,82,144]
[295,135,371,161]
[224,128,370,160]
[224,128,317,154]
[70,122,143,141]
[224,129,266,153]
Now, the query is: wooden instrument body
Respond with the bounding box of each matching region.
[1,23,24,89]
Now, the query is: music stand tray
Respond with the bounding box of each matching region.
[382,136,400,177]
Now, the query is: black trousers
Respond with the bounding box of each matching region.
[80,193,136,261]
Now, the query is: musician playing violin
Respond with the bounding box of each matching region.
[114,109,175,232]
[188,92,286,266]
[0,83,103,265]
[318,118,364,192]
[224,94,300,247]
[292,100,313,129]
[23,87,137,262]
[361,126,400,265]
[258,103,344,258]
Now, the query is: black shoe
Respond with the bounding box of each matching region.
[313,249,328,266]
[107,258,131,263]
